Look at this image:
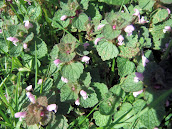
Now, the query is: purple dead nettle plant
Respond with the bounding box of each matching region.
[83,43,89,49]
[124,25,135,36]
[94,37,104,45]
[117,35,124,46]
[81,56,90,64]
[133,9,148,24]
[61,76,68,83]
[15,92,57,125]
[7,37,19,46]
[23,20,33,30]
[75,98,80,106]
[133,52,149,97]
[54,59,61,67]
[80,90,88,100]
[163,26,171,33]
[60,15,68,21]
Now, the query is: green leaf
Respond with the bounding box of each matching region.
[133,99,146,113]
[125,34,138,48]
[23,32,34,43]
[140,107,165,129]
[93,111,112,127]
[91,82,108,100]
[85,3,102,24]
[52,10,70,28]
[0,35,8,53]
[79,72,92,87]
[119,46,140,59]
[60,84,78,102]
[72,13,89,31]
[121,73,143,92]
[117,57,135,77]
[110,84,125,98]
[160,0,172,4]
[99,93,120,115]
[58,52,76,63]
[102,24,121,40]
[50,45,59,60]
[27,5,42,20]
[76,116,89,129]
[80,0,89,10]
[30,37,48,59]
[138,0,155,11]
[9,43,23,57]
[152,9,169,24]
[80,87,98,108]
[96,39,119,61]
[47,115,68,129]
[7,25,18,37]
[98,0,130,5]
[61,62,84,82]
[113,103,132,122]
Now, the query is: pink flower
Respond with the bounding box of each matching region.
[26,92,36,103]
[24,20,33,29]
[97,24,105,30]
[37,79,43,85]
[117,35,124,45]
[47,104,57,113]
[133,90,143,97]
[124,25,135,36]
[134,72,144,82]
[24,0,31,5]
[81,56,90,64]
[26,85,33,92]
[163,26,171,33]
[112,25,116,30]
[94,37,104,45]
[15,112,27,121]
[83,43,89,49]
[139,16,148,24]
[75,98,80,105]
[80,90,88,100]
[7,37,19,46]
[23,43,28,49]
[142,52,149,67]
[167,8,171,14]
[60,15,67,21]
[0,29,2,33]
[133,9,140,17]
[54,59,61,66]
[61,76,68,83]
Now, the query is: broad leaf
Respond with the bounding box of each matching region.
[96,39,119,61]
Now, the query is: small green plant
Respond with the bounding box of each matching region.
[0,0,172,128]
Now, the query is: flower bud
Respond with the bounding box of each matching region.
[124,25,135,36]
[54,59,61,66]
[26,92,36,103]
[80,90,88,100]
[75,98,80,105]
[60,15,67,21]
[24,20,33,29]
[81,56,90,64]
[47,104,57,113]
[94,37,104,45]
[61,77,68,83]
[163,26,171,33]
[97,24,105,30]
[7,37,19,46]
[26,85,33,92]
[134,72,144,82]
[133,90,143,97]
